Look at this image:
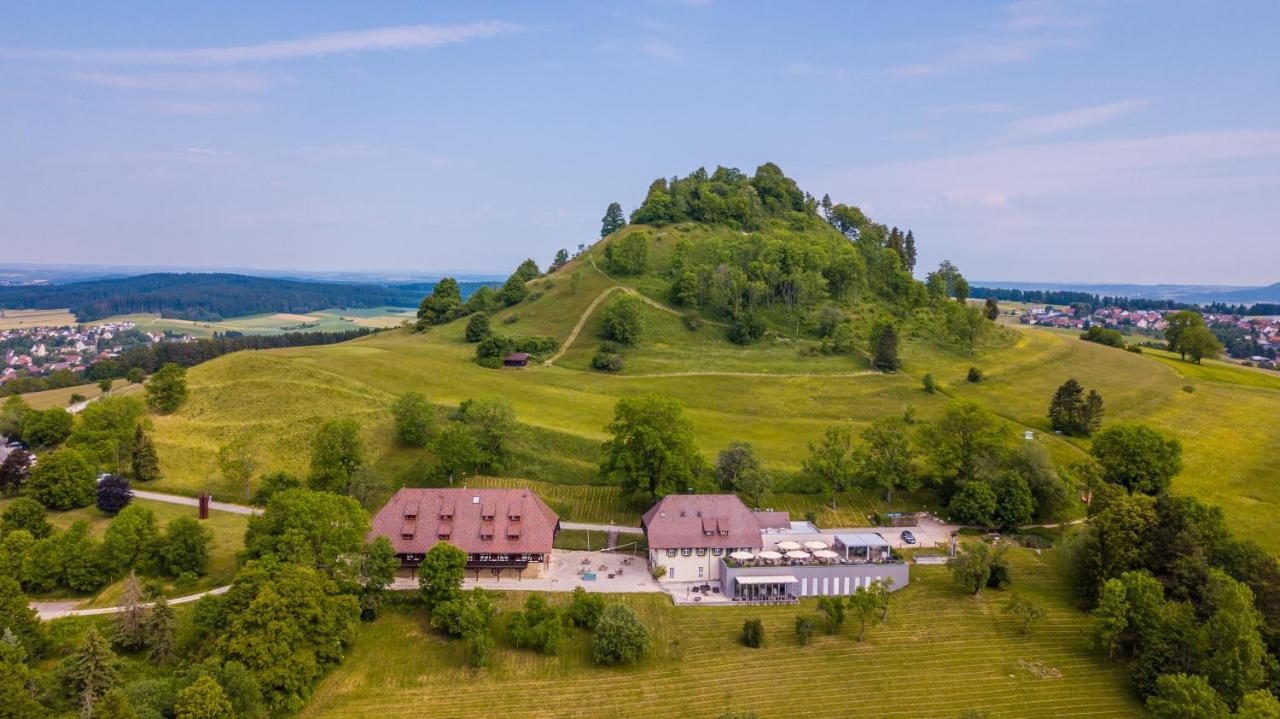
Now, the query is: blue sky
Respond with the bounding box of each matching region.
[2,1,1278,284]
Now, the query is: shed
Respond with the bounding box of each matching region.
[503,352,530,368]
[834,532,892,562]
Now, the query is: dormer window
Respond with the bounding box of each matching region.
[438,532,450,540]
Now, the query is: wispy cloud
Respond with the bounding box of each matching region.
[928,101,1014,115]
[152,100,263,115]
[999,0,1095,32]
[69,70,276,93]
[1005,98,1151,137]
[4,22,525,66]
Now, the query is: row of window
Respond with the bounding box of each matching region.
[666,547,739,558]
[474,553,540,562]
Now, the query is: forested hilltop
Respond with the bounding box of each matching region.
[0,273,490,322]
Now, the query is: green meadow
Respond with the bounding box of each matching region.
[91,306,415,338]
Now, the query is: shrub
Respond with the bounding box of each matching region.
[566,586,606,629]
[1183,385,1196,393]
[1081,325,1125,348]
[682,311,702,331]
[742,618,764,648]
[475,334,515,361]
[592,604,651,665]
[1126,345,1143,354]
[601,294,644,347]
[464,312,491,343]
[592,352,624,372]
[728,310,765,345]
[966,367,983,383]
[513,336,557,355]
[922,374,937,393]
[69,393,86,404]
[794,615,816,646]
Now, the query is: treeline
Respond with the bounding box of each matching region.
[972,286,1277,316]
[93,328,377,376]
[0,272,433,321]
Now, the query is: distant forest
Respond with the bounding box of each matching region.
[972,286,1280,316]
[0,273,495,321]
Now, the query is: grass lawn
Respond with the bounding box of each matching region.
[0,496,248,605]
[300,548,1143,719]
[554,528,646,552]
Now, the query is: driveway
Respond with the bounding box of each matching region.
[825,515,958,550]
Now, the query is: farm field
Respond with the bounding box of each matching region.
[300,548,1143,719]
[0,495,249,605]
[89,306,415,338]
[11,377,139,410]
[0,307,78,329]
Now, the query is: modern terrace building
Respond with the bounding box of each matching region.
[370,487,560,581]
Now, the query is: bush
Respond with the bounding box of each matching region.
[794,615,816,646]
[592,351,625,372]
[566,586,606,629]
[513,336,557,355]
[728,310,765,345]
[1,497,52,538]
[464,313,491,343]
[1081,325,1125,348]
[592,604,651,665]
[742,618,765,648]
[966,367,983,383]
[922,374,937,393]
[1183,385,1196,393]
[682,311,702,331]
[601,294,644,347]
[1126,345,1143,354]
[475,334,515,361]
[68,393,86,404]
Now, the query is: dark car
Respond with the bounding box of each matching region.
[900,530,917,545]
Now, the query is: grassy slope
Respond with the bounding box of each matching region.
[13,378,139,410]
[146,230,1280,549]
[88,306,415,338]
[300,548,1142,719]
[0,496,248,604]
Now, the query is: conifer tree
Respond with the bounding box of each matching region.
[1048,379,1086,435]
[600,202,627,237]
[144,596,176,664]
[113,572,147,650]
[1084,390,1105,435]
[870,321,902,372]
[130,426,160,482]
[68,627,120,719]
[903,230,917,273]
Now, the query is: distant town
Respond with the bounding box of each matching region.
[1,320,194,388]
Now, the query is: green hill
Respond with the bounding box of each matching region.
[146,165,1280,552]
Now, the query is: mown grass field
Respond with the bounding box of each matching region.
[300,548,1142,719]
[0,307,78,329]
[145,244,1280,550]
[12,378,139,410]
[0,496,248,604]
[89,306,415,338]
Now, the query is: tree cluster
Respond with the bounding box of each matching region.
[1048,379,1104,436]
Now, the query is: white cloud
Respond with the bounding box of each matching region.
[1005,98,1151,137]
[4,22,525,66]
[69,70,276,93]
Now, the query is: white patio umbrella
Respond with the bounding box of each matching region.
[776,541,802,551]
[758,550,783,560]
[729,551,755,560]
[813,550,839,560]
[785,550,810,560]
[803,540,829,551]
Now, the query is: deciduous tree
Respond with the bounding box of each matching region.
[592,604,651,665]
[1090,423,1182,494]
[600,202,627,237]
[307,418,365,494]
[804,426,856,510]
[600,394,708,501]
[419,542,467,612]
[145,363,188,413]
[391,392,433,448]
[28,447,96,510]
[854,418,916,502]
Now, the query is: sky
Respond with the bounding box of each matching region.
[1,1,1278,285]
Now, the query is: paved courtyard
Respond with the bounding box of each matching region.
[390,550,661,594]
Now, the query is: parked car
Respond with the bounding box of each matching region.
[900,530,917,545]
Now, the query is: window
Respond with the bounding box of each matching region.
[712,548,723,556]
[681,548,692,557]
[697,566,704,577]
[666,549,677,557]
[437,533,450,541]
[696,548,706,556]
[401,533,413,540]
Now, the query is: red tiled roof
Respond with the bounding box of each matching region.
[641,494,780,550]
[369,487,559,556]
[752,510,792,530]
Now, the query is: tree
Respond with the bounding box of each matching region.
[508,594,565,655]
[0,448,33,495]
[98,378,114,395]
[0,576,43,659]
[432,424,481,483]
[550,248,570,272]
[416,278,462,329]
[243,489,367,579]
[1237,692,1280,719]
[113,572,148,650]
[499,270,530,306]
[0,497,49,538]
[1203,570,1267,706]
[391,392,433,448]
[848,587,880,641]
[28,447,96,510]
[307,418,364,494]
[600,394,708,501]
[430,589,497,667]
[592,604,651,665]
[948,481,998,527]
[741,618,764,648]
[93,690,138,719]
[601,202,627,237]
[1090,578,1129,658]
[794,615,817,646]
[457,398,516,471]
[1146,673,1229,719]
[357,535,398,620]
[715,442,769,505]
[1090,423,1182,494]
[983,298,1000,320]
[144,596,176,664]
[1008,443,1070,522]
[67,396,146,469]
[66,627,120,719]
[23,407,73,447]
[870,320,901,372]
[217,563,359,713]
[419,542,467,612]
[566,587,606,629]
[918,399,1010,487]
[1084,390,1105,435]
[130,425,160,482]
[1180,325,1223,364]
[804,425,856,509]
[1002,592,1041,634]
[854,418,917,502]
[126,367,145,384]
[162,516,214,577]
[953,276,970,303]
[816,595,845,634]
[175,675,234,719]
[948,542,1003,597]
[464,312,491,343]
[217,437,255,502]
[922,373,937,393]
[101,504,161,574]
[605,233,649,276]
[145,363,188,413]
[1165,310,1207,361]
[600,294,645,347]
[92,474,132,516]
[1048,379,1085,435]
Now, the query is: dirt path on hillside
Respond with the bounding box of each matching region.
[614,370,882,379]
[543,285,628,366]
